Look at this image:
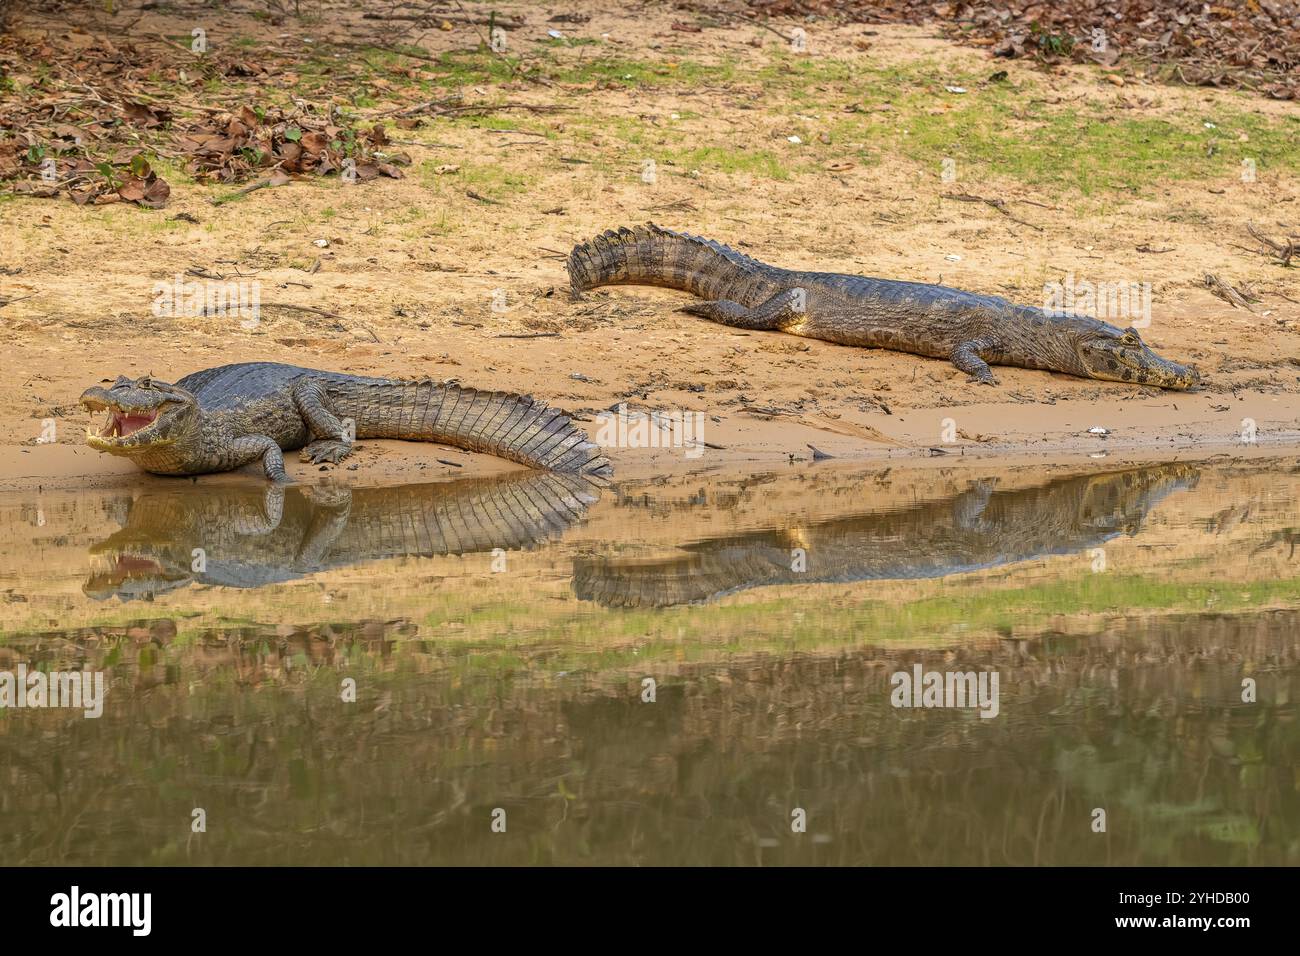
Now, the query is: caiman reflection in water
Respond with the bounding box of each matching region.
[84,472,600,600]
[575,463,1198,607]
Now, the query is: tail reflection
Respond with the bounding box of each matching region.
[85,473,601,601]
[574,464,1198,607]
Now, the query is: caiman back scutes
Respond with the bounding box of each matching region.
[572,465,1196,607]
[567,223,783,306]
[566,224,1202,390]
[325,378,609,475]
[86,362,612,480]
[85,473,600,599]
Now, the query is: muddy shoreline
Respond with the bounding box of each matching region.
[3,1,1297,492]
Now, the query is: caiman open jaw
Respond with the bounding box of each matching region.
[80,375,196,454]
[1076,327,1201,390]
[83,551,191,601]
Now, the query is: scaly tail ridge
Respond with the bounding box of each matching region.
[566,223,782,307]
[435,385,612,477]
[341,380,612,477]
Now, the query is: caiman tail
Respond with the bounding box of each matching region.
[567,223,783,307]
[573,549,790,608]
[330,379,612,477]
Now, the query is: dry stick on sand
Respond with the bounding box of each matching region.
[255,302,384,343]
[943,193,1044,231]
[450,0,531,80]
[372,97,570,120]
[360,11,527,28]
[1204,273,1261,312]
[208,172,290,206]
[257,302,344,320]
[1246,221,1296,266]
[194,301,344,323]
[753,19,795,43]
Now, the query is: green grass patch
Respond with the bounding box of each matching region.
[663,145,792,180]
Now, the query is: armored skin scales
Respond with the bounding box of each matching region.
[568,224,1200,389]
[80,362,612,480]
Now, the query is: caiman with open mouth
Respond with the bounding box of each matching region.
[83,472,599,600]
[80,362,612,480]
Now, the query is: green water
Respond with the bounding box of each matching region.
[0,456,1296,865]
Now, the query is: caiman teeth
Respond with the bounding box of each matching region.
[97,408,159,439]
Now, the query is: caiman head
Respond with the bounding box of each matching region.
[1073,324,1200,390]
[80,374,200,459]
[83,548,195,601]
[1075,462,1201,535]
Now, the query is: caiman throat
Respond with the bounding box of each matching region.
[80,363,612,480]
[568,224,1200,389]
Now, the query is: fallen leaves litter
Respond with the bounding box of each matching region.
[727,0,1300,98]
[0,27,412,209]
[175,105,410,184]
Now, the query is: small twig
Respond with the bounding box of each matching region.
[754,19,794,43]
[1204,273,1260,312]
[1246,221,1295,266]
[208,175,286,206]
[260,302,344,320]
[943,193,1043,231]
[359,12,525,28]
[495,332,560,338]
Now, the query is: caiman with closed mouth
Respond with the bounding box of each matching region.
[80,362,612,480]
[568,224,1200,389]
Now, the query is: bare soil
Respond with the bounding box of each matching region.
[1,1,1298,490]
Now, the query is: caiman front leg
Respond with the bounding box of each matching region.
[226,485,286,534]
[292,379,355,464]
[951,340,1000,385]
[681,287,808,331]
[293,487,354,570]
[228,435,290,482]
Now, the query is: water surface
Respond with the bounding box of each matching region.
[1,456,1296,865]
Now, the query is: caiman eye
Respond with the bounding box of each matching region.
[1120,328,1142,346]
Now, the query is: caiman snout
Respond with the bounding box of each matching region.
[80,375,196,453]
[1078,327,1201,390]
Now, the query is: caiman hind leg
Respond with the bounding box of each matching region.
[951,340,999,385]
[681,287,808,331]
[292,378,355,464]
